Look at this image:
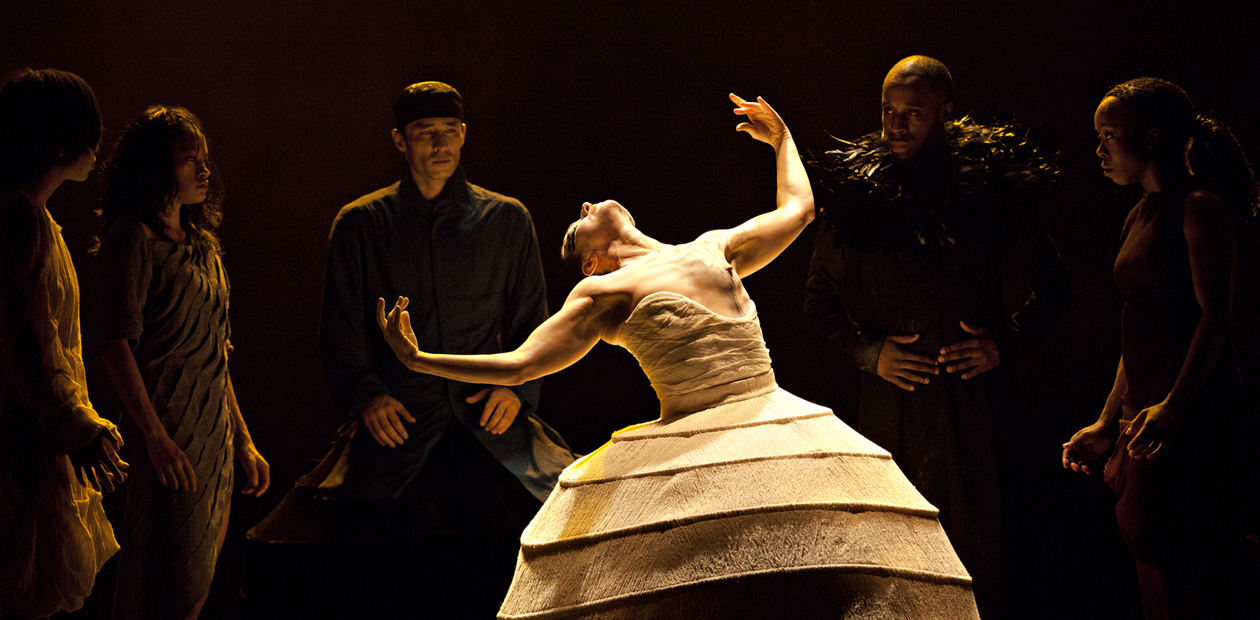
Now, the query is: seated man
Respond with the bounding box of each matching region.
[246,81,574,618]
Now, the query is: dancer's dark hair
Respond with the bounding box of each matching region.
[0,68,102,189]
[94,106,222,253]
[560,222,583,276]
[1106,77,1258,224]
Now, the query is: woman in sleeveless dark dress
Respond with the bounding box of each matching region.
[378,95,981,619]
[1062,78,1257,619]
[95,106,270,620]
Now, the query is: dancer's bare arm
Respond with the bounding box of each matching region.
[710,94,815,277]
[378,281,630,385]
[1127,190,1237,459]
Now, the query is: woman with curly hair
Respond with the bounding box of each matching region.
[95,106,269,620]
[1062,78,1257,618]
[0,68,126,620]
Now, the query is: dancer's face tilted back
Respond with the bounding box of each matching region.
[881,57,953,160]
[561,199,636,277]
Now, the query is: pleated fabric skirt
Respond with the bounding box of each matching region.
[498,388,979,619]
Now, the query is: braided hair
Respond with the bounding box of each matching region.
[1106,77,1258,224]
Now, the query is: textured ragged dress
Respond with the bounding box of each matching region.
[498,291,979,619]
[97,217,235,620]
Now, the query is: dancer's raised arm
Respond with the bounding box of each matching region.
[376,284,629,386]
[710,94,814,277]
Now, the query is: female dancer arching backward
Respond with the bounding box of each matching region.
[379,94,980,620]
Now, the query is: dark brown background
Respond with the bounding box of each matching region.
[4,1,1257,617]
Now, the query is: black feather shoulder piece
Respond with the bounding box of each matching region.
[808,116,1058,253]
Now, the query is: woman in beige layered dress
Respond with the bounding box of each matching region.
[378,94,979,619]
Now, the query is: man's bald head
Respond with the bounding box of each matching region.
[880,56,954,160]
[883,55,953,103]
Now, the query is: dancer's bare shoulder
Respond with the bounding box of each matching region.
[692,228,733,248]
[565,274,637,343]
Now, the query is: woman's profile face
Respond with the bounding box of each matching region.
[65,145,98,183]
[1094,97,1150,187]
[171,131,210,207]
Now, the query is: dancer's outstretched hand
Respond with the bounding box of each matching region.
[731,93,789,150]
[377,296,421,367]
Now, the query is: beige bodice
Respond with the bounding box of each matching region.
[617,291,777,419]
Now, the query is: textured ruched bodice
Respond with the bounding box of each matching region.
[498,292,979,619]
[619,291,776,418]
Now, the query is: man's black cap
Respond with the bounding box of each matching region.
[394,81,463,131]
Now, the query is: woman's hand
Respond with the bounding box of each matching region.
[68,427,128,492]
[1062,419,1119,474]
[377,296,421,368]
[731,93,789,150]
[148,429,197,492]
[1125,397,1184,460]
[234,437,270,496]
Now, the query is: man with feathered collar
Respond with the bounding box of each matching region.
[804,56,1070,618]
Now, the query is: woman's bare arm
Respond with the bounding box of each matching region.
[101,339,198,490]
[377,281,629,385]
[1101,357,1129,427]
[716,94,815,278]
[1165,190,1237,407]
[226,374,269,496]
[1127,190,1237,458]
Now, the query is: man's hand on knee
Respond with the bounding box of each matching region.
[359,394,416,448]
[468,387,521,435]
